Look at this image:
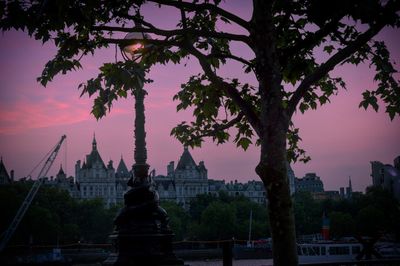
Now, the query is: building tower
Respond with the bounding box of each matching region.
[174,146,209,206]
[115,155,131,204]
[75,134,116,207]
[345,176,353,199]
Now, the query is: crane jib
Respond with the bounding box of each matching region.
[0,135,66,252]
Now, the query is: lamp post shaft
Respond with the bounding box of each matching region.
[133,87,149,180]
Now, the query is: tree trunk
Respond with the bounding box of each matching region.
[256,106,298,266]
[250,1,298,264]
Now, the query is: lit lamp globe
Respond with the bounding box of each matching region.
[122,32,152,60]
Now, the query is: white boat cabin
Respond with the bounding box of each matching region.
[298,242,362,264]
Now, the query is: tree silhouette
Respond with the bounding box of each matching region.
[1,1,399,265]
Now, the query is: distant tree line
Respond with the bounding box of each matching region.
[165,187,400,242]
[163,192,270,242]
[1,183,399,246]
[294,187,400,240]
[0,182,119,245]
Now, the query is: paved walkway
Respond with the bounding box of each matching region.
[186,259,273,266]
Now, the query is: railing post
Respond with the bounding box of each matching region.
[222,239,233,266]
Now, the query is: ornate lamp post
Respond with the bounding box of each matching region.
[104,32,183,266]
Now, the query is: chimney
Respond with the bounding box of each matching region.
[167,161,174,177]
[10,170,14,182]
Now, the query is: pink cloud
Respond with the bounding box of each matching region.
[0,99,91,134]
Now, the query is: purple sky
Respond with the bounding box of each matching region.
[0,3,399,192]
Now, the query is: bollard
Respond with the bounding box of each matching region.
[222,240,233,266]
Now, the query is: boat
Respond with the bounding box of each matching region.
[298,241,362,264]
[298,241,400,264]
[375,242,400,259]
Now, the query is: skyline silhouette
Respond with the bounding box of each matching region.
[0,2,399,192]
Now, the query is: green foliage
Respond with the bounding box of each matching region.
[293,188,400,239]
[188,193,218,222]
[186,192,269,241]
[79,61,149,119]
[329,211,355,238]
[293,192,322,234]
[2,182,399,244]
[356,206,385,235]
[171,76,258,150]
[0,182,118,245]
[161,201,190,240]
[169,188,400,241]
[199,201,237,240]
[359,42,400,120]
[287,123,311,163]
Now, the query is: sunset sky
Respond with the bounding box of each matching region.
[0,2,399,192]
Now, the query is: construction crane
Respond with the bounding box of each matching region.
[0,135,66,252]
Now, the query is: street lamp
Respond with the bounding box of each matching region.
[121,32,151,61]
[104,32,183,265]
[121,31,150,189]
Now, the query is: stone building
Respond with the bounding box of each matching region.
[295,173,324,193]
[370,155,400,200]
[207,163,296,205]
[225,180,266,204]
[338,176,353,199]
[0,157,13,185]
[75,135,117,207]
[43,165,80,198]
[50,137,299,207]
[154,147,209,207]
[288,164,296,196]
[115,156,131,204]
[155,150,297,206]
[312,190,341,201]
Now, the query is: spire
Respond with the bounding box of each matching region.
[348,176,352,190]
[176,146,197,170]
[117,155,129,177]
[57,164,65,175]
[92,132,97,151]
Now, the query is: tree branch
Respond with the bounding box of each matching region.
[287,22,388,116]
[183,42,261,136]
[281,16,343,66]
[148,0,250,30]
[207,53,253,68]
[93,25,251,45]
[101,37,179,48]
[189,113,245,142]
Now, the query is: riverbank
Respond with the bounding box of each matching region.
[186,259,273,266]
